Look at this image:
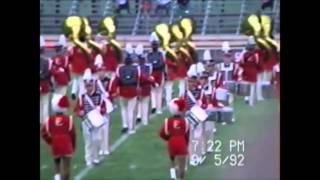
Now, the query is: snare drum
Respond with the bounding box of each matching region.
[85,109,106,129]
[219,107,235,125]
[224,81,236,93]
[186,105,209,127]
[237,81,251,96]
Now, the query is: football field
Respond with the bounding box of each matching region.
[40,86,279,180]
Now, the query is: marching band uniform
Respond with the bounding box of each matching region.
[110,53,156,134]
[159,98,189,180]
[50,39,70,96]
[93,56,114,155]
[101,41,119,79]
[147,41,165,114]
[41,94,76,180]
[164,54,179,105]
[176,51,191,97]
[40,36,51,124]
[68,41,93,100]
[74,69,107,166]
[239,39,261,106]
[136,44,154,126]
[183,74,208,166]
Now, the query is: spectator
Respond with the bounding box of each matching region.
[155,0,172,15]
[115,0,130,15]
[177,0,190,17]
[141,0,152,18]
[261,0,274,10]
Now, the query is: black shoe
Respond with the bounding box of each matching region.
[136,118,141,124]
[71,93,76,100]
[151,108,156,114]
[121,128,128,134]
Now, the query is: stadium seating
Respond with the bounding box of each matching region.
[40,0,280,35]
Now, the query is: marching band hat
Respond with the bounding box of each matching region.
[168,98,187,115]
[51,94,70,113]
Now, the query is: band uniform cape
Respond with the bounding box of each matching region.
[41,95,76,158]
[159,98,190,159]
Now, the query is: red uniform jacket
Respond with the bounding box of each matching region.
[261,50,279,71]
[110,65,156,99]
[240,51,260,83]
[165,57,179,81]
[68,46,92,75]
[41,115,76,158]
[176,54,191,79]
[40,80,51,94]
[103,44,118,72]
[50,55,70,86]
[159,116,190,158]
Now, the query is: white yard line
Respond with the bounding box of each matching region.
[74,108,167,180]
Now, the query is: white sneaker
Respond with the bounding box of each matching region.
[257,97,264,101]
[231,118,236,122]
[222,122,227,125]
[213,128,217,133]
[86,161,93,167]
[143,122,148,126]
[156,111,163,114]
[128,130,136,134]
[99,150,104,156]
[103,150,110,155]
[244,96,249,101]
[93,159,100,164]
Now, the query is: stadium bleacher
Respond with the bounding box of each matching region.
[40,0,280,35]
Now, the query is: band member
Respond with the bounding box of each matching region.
[110,55,156,134]
[50,41,70,96]
[135,44,154,125]
[187,56,205,78]
[147,41,165,114]
[183,74,208,166]
[74,68,107,166]
[164,52,179,105]
[176,51,191,97]
[93,56,114,155]
[101,40,120,80]
[239,38,261,106]
[159,98,189,180]
[41,94,76,180]
[40,38,51,124]
[68,37,93,100]
[217,52,237,82]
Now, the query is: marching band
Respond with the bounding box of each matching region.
[40,15,279,180]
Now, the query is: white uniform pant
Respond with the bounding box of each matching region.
[71,74,86,97]
[178,79,186,97]
[247,82,256,106]
[54,86,68,96]
[119,97,138,130]
[137,96,150,125]
[40,93,50,124]
[189,123,206,165]
[165,81,174,105]
[99,116,110,152]
[82,122,101,163]
[257,71,273,100]
[151,86,164,112]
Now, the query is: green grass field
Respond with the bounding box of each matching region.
[40,85,279,180]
